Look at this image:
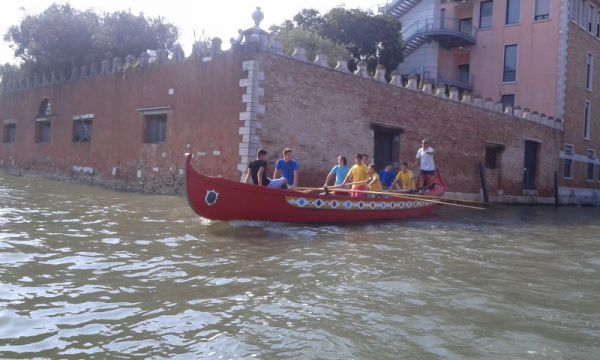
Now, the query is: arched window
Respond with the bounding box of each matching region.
[38,99,52,117]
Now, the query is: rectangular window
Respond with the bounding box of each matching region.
[596,11,600,37]
[458,64,470,85]
[563,158,573,178]
[440,8,446,29]
[570,0,578,21]
[587,52,593,91]
[35,120,51,143]
[506,0,521,24]
[480,1,493,28]
[73,117,93,142]
[589,5,596,32]
[501,94,516,112]
[485,145,504,170]
[563,144,574,179]
[580,0,588,27]
[584,100,591,140]
[587,150,596,181]
[503,45,518,82]
[535,0,550,20]
[3,123,16,143]
[143,114,167,143]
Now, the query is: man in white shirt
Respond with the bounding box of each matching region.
[415,139,436,192]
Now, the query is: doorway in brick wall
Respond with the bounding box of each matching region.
[371,125,402,171]
[523,140,539,191]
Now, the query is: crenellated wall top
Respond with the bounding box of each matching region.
[263,45,563,132]
[0,39,225,95]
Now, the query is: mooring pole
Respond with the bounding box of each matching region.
[554,171,560,207]
[479,162,489,203]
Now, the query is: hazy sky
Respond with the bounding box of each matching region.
[0,0,383,65]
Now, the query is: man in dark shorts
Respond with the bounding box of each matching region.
[415,139,436,192]
[243,149,287,188]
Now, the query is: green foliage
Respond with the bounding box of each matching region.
[3,3,179,75]
[190,37,212,59]
[274,28,351,68]
[4,4,99,74]
[0,63,20,83]
[271,7,403,76]
[94,11,178,60]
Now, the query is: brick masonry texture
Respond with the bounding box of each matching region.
[0,44,590,201]
[0,50,250,193]
[258,52,562,198]
[563,21,600,188]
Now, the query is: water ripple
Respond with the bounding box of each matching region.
[0,174,599,358]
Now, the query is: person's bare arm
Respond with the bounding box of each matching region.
[391,177,398,190]
[243,168,251,183]
[292,170,299,187]
[257,167,265,186]
[324,172,334,187]
[367,177,375,187]
[273,168,281,180]
[343,171,352,185]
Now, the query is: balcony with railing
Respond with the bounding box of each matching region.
[403,17,477,57]
[407,66,474,91]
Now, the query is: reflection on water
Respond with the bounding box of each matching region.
[0,174,599,359]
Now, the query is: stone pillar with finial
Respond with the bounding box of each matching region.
[249,7,266,45]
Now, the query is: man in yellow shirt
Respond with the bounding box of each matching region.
[343,153,369,197]
[391,162,416,192]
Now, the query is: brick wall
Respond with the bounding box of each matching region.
[563,21,600,188]
[0,50,249,193]
[259,52,562,199]
[0,45,569,201]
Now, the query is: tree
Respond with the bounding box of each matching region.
[0,63,20,85]
[274,28,351,67]
[3,3,180,75]
[271,7,403,76]
[292,9,324,31]
[4,4,99,74]
[93,11,178,60]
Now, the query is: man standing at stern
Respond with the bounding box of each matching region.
[415,139,435,192]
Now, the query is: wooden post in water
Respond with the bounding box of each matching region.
[479,163,489,203]
[554,171,560,207]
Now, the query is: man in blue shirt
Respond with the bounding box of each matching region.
[274,147,300,188]
[379,163,396,190]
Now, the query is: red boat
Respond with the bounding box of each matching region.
[185,155,445,223]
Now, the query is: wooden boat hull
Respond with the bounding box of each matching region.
[185,155,445,223]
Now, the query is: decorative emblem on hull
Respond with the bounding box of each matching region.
[205,190,219,206]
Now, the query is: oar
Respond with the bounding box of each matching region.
[389,190,490,204]
[325,181,367,188]
[388,190,504,209]
[294,182,364,193]
[330,188,486,210]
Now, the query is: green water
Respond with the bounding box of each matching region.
[0,174,599,359]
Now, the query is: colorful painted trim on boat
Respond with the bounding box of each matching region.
[285,197,432,210]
